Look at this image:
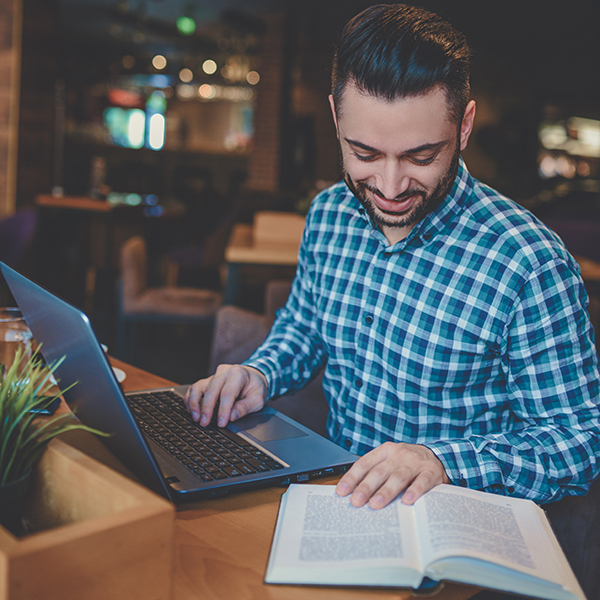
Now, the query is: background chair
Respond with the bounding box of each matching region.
[0,208,37,268]
[165,207,239,290]
[542,477,600,600]
[0,208,37,305]
[118,235,222,363]
[208,279,328,436]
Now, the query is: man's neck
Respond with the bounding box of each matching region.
[381,223,415,246]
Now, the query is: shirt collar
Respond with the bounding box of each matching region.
[413,156,473,244]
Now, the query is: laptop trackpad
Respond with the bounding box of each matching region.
[235,413,308,442]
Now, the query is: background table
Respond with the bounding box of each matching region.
[223,211,305,305]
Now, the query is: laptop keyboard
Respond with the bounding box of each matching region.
[126,390,284,482]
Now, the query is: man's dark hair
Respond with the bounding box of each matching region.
[331,4,472,124]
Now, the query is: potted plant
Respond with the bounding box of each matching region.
[0,345,107,535]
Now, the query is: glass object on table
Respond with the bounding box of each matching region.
[0,307,33,375]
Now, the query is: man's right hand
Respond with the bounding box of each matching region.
[184,364,268,428]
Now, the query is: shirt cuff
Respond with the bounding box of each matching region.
[426,438,510,496]
[241,356,280,400]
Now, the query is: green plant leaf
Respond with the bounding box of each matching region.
[0,346,109,485]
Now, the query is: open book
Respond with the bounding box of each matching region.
[265,484,586,600]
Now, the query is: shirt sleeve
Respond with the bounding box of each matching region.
[242,213,328,400]
[426,257,600,503]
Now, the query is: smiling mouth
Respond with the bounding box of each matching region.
[372,191,421,215]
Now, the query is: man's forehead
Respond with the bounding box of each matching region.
[335,83,456,149]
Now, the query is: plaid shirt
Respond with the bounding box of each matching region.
[245,159,600,503]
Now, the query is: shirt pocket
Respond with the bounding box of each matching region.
[390,311,503,394]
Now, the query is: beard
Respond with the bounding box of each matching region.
[343,140,461,233]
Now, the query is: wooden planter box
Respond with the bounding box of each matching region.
[0,438,175,600]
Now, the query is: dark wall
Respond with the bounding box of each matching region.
[17,0,60,208]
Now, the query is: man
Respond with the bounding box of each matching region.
[186,4,600,514]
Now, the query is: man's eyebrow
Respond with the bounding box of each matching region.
[344,138,379,153]
[344,138,450,155]
[402,140,450,155]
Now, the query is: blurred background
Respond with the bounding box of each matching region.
[0,0,598,383]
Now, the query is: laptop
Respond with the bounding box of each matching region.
[1,262,356,502]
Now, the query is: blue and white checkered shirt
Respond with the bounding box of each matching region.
[245,159,600,503]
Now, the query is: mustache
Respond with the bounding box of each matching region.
[358,181,424,203]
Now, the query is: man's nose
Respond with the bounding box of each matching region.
[375,160,411,200]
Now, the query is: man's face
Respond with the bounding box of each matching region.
[330,84,475,244]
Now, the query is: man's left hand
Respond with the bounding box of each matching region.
[335,442,449,509]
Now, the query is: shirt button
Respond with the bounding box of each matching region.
[344,439,352,448]
[365,315,373,325]
[507,486,515,494]
[423,231,432,241]
[355,379,363,388]
[383,251,392,258]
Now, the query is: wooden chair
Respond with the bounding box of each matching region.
[117,235,222,362]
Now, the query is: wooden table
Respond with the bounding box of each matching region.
[574,254,600,283]
[223,212,305,305]
[57,358,479,600]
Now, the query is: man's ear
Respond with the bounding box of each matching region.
[329,94,340,138]
[460,100,476,151]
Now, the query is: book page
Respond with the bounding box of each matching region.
[265,484,423,586]
[414,485,569,584]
